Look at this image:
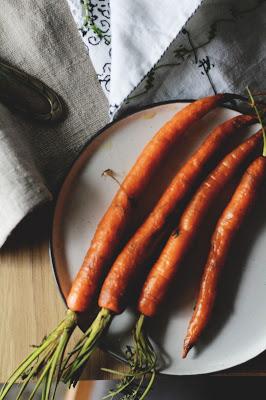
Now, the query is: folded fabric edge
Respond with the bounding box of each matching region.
[0,184,52,248]
[111,0,205,119]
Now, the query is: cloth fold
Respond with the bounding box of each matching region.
[110,0,203,108]
[67,0,266,118]
[0,0,108,247]
[0,104,51,247]
[0,0,265,246]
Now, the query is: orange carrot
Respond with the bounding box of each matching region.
[1,94,236,400]
[62,117,258,386]
[67,94,233,313]
[100,131,262,400]
[98,114,255,313]
[138,130,262,318]
[183,156,266,358]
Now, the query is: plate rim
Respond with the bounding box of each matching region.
[49,98,263,376]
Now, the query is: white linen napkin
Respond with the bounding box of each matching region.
[67,0,203,113]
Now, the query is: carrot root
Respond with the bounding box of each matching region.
[182,340,193,359]
[99,114,256,315]
[67,94,235,313]
[138,130,262,318]
[183,156,266,357]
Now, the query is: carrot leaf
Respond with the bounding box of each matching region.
[0,310,77,400]
[102,314,157,400]
[80,0,104,38]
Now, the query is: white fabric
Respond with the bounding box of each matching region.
[67,0,266,118]
[66,0,202,112]
[121,0,266,117]
[67,0,112,99]
[110,0,202,108]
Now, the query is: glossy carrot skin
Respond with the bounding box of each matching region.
[98,115,256,314]
[67,94,232,312]
[138,131,262,318]
[183,156,266,358]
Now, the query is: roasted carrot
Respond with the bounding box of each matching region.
[62,116,257,386]
[0,94,233,400]
[138,130,262,317]
[102,130,262,400]
[183,156,266,358]
[67,94,235,313]
[181,87,266,358]
[98,114,255,314]
[62,91,264,398]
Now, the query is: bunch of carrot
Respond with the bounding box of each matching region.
[1,92,265,400]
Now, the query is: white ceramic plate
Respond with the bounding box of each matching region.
[51,101,266,375]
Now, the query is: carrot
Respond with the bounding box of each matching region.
[138,130,262,318]
[62,116,257,387]
[183,156,266,358]
[67,94,234,313]
[0,94,233,400]
[181,87,266,358]
[63,90,265,397]
[100,130,262,400]
[98,114,255,314]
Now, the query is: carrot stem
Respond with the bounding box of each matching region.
[102,314,157,400]
[0,310,77,400]
[28,358,54,400]
[62,308,112,387]
[246,86,266,156]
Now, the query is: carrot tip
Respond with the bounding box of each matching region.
[182,341,192,359]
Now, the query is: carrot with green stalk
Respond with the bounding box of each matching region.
[183,154,266,357]
[183,89,266,357]
[102,128,263,399]
[67,94,232,313]
[61,113,257,389]
[98,90,265,399]
[0,95,232,400]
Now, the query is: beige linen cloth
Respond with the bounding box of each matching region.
[0,0,108,247]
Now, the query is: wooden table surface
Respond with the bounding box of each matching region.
[0,205,123,382]
[1,205,266,383]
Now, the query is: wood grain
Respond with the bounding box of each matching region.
[0,205,265,383]
[0,205,123,382]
